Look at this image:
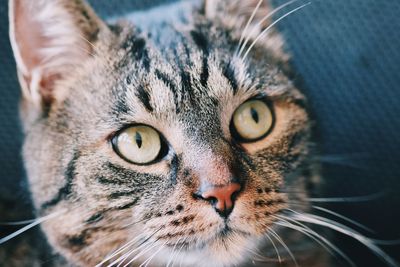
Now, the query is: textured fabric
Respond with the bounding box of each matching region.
[0,0,399,265]
[270,0,400,264]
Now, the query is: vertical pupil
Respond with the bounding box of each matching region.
[135,132,143,148]
[250,107,259,123]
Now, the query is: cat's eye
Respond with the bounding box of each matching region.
[112,125,168,165]
[231,99,274,142]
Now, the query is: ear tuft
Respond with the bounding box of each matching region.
[9,0,105,107]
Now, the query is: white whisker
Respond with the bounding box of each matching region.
[237,0,299,57]
[140,241,167,267]
[312,206,375,233]
[288,211,399,267]
[122,242,158,267]
[265,230,282,263]
[177,241,187,267]
[236,0,264,55]
[166,237,183,267]
[96,232,147,266]
[0,218,38,226]
[0,209,66,245]
[274,214,355,267]
[242,2,311,61]
[268,227,298,266]
[309,192,385,203]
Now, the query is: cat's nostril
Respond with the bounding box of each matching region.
[198,183,242,218]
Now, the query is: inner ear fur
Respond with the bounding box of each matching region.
[9,0,106,108]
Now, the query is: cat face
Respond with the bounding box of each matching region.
[10,0,313,266]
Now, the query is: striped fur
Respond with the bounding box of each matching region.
[10,0,327,266]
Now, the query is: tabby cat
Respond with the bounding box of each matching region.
[4,0,397,266]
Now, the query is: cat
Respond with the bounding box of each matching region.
[3,0,398,266]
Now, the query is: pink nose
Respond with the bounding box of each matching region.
[200,183,242,217]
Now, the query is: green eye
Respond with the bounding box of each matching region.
[112,125,167,165]
[231,99,274,142]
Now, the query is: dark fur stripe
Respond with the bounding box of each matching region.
[85,213,104,224]
[180,69,193,102]
[41,151,80,209]
[115,95,129,115]
[97,176,128,185]
[136,84,153,112]
[190,30,210,87]
[190,30,209,53]
[108,190,138,200]
[223,62,239,93]
[155,69,180,113]
[169,155,181,184]
[200,56,209,87]
[115,198,139,210]
[122,35,150,71]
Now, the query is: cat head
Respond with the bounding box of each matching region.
[9,0,313,265]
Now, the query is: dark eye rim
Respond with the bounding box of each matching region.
[230,98,275,143]
[111,123,170,166]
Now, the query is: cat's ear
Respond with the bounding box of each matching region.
[9,0,106,107]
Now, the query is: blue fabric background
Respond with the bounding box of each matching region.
[0,0,399,266]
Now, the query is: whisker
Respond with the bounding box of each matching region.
[77,34,102,55]
[266,230,282,263]
[121,217,152,228]
[114,242,151,267]
[113,227,163,267]
[98,225,162,266]
[242,2,311,61]
[122,241,159,267]
[175,237,189,267]
[247,248,277,264]
[287,210,399,267]
[166,237,184,267]
[96,232,148,266]
[177,241,187,267]
[274,214,355,267]
[268,227,298,267]
[237,0,299,57]
[309,192,385,203]
[0,209,66,245]
[312,206,375,234]
[0,218,38,226]
[140,240,167,267]
[236,0,264,55]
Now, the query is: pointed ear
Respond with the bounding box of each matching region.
[9,0,106,107]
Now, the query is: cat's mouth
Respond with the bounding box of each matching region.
[217,224,251,238]
[163,222,252,253]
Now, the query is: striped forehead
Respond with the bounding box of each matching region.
[117,27,260,120]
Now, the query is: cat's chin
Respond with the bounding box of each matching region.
[151,230,262,267]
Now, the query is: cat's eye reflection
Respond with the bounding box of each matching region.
[231,99,274,142]
[112,125,167,165]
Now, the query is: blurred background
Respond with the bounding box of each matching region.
[0,0,399,266]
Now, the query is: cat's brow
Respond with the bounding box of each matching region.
[222,61,239,94]
[154,69,181,113]
[136,84,153,112]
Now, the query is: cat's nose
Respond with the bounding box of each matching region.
[197,183,242,218]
